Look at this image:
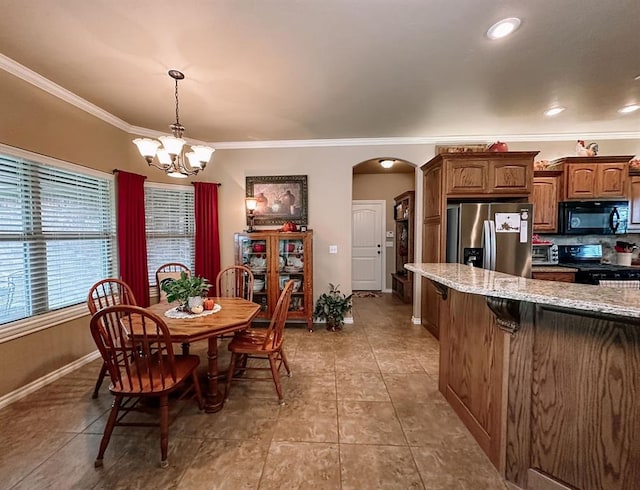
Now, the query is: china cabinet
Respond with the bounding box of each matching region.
[234,230,313,330]
[391,191,414,303]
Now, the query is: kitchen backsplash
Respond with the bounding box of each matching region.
[539,233,640,263]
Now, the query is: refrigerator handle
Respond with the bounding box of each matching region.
[483,220,492,270]
[489,219,497,270]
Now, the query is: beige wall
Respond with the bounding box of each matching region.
[1,68,639,399]
[353,171,416,289]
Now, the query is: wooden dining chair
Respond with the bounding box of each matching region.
[87,278,137,398]
[155,262,191,301]
[216,265,255,340]
[90,304,203,468]
[224,280,294,405]
[216,265,254,302]
[155,263,192,354]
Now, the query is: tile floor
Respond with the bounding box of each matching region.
[0,294,507,489]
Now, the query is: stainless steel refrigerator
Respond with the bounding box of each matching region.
[446,202,533,278]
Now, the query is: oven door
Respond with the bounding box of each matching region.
[559,201,628,235]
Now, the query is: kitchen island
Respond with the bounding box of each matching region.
[405,263,639,490]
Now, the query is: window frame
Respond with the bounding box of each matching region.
[0,143,115,343]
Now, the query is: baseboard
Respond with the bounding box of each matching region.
[0,350,101,410]
[411,316,421,324]
[382,288,392,293]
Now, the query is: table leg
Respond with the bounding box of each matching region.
[204,335,224,413]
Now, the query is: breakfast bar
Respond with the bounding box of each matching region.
[406,263,640,490]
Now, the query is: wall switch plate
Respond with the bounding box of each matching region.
[386,231,394,238]
[329,245,338,254]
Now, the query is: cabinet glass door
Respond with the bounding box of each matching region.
[239,235,269,312]
[279,236,305,313]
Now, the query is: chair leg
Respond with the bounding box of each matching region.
[224,352,239,401]
[159,395,169,468]
[95,395,122,467]
[181,342,190,355]
[280,348,292,377]
[192,371,204,410]
[268,354,285,405]
[92,362,108,398]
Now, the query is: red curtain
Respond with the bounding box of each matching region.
[193,182,221,289]
[116,171,150,306]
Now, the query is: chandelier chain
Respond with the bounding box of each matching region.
[174,78,180,127]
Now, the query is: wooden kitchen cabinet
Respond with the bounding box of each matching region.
[532,170,562,232]
[550,156,632,200]
[442,152,535,197]
[531,270,576,282]
[420,151,538,338]
[235,230,313,330]
[628,174,640,231]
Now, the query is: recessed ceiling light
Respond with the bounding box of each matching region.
[486,17,521,40]
[618,104,640,114]
[544,107,566,117]
[379,159,395,169]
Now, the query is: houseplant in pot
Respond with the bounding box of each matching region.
[313,283,353,331]
[161,271,211,313]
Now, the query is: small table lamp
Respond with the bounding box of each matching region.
[246,197,258,232]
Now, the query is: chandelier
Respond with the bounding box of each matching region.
[133,70,215,178]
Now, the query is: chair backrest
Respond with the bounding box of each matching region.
[155,263,191,301]
[89,304,178,393]
[216,265,255,301]
[262,280,294,350]
[87,278,137,315]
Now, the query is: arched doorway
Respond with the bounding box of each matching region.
[351,158,416,292]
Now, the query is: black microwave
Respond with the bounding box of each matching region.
[558,201,628,235]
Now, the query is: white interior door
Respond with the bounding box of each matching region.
[352,201,384,290]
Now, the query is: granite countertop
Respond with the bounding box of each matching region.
[405,263,640,319]
[531,265,578,273]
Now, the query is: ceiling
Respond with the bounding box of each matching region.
[1,1,639,146]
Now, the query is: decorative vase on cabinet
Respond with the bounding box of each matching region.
[234,230,314,331]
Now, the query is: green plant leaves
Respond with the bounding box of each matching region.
[161,271,211,305]
[313,283,353,326]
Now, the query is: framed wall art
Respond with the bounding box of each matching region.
[246,175,308,226]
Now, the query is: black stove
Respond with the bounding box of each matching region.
[557,244,640,284]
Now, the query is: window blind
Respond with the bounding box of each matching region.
[145,184,195,285]
[0,154,116,326]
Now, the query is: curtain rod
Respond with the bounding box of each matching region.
[112,169,147,179]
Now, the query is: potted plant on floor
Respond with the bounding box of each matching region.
[161,271,211,313]
[313,283,353,331]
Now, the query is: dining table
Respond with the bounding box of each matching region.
[145,297,260,413]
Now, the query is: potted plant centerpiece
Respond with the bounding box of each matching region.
[161,271,211,313]
[313,283,353,331]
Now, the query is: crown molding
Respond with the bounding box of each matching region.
[2,54,639,151]
[0,53,131,131]
[211,132,640,149]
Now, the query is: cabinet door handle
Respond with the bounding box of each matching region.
[377,251,381,254]
[377,244,381,248]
